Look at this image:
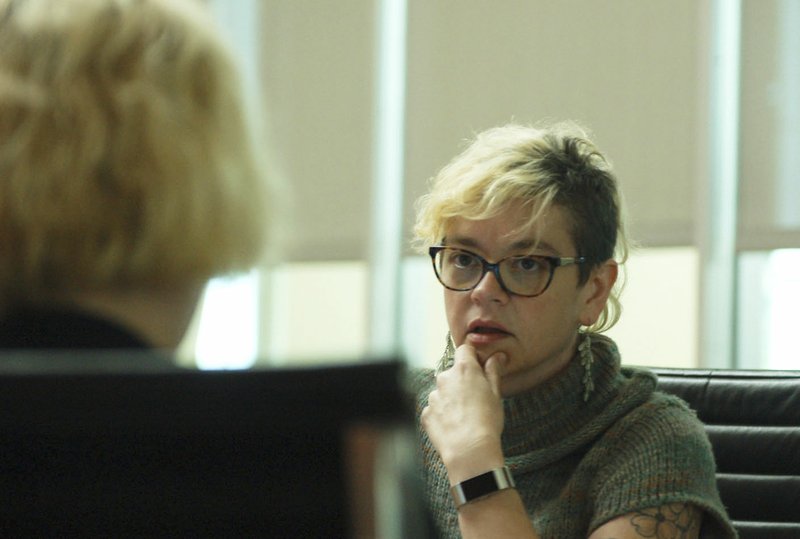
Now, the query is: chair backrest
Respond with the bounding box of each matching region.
[0,357,432,537]
[652,368,800,539]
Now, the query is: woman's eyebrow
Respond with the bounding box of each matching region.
[445,237,560,255]
[508,239,537,251]
[442,236,481,249]
[508,239,560,255]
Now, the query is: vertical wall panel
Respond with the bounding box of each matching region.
[259,2,376,261]
[738,0,800,250]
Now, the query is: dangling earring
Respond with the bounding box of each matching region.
[578,331,594,402]
[436,331,456,374]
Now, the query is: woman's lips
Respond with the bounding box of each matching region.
[466,322,511,345]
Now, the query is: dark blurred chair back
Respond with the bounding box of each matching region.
[653,368,800,539]
[0,356,431,538]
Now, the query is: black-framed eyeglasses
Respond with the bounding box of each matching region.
[428,246,586,298]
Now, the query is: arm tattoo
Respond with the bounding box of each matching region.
[628,503,701,538]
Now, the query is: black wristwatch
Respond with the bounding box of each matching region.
[450,466,516,508]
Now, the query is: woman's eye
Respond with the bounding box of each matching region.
[455,255,474,268]
[514,257,542,272]
[451,253,477,268]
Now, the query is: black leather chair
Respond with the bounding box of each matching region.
[652,368,800,539]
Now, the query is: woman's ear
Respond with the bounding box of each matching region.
[578,260,618,327]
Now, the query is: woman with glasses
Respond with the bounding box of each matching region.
[412,123,735,538]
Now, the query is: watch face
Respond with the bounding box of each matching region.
[461,470,503,500]
[452,467,515,506]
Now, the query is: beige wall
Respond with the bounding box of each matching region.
[258,1,708,261]
[259,1,376,261]
[404,0,703,250]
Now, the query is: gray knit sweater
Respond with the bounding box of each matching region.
[413,334,737,538]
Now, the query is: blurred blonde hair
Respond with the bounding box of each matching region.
[0,0,269,304]
[413,122,629,332]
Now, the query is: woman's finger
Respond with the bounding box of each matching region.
[484,352,507,397]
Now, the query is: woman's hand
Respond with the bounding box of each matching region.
[422,345,541,538]
[421,344,507,484]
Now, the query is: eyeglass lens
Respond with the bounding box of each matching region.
[433,248,553,296]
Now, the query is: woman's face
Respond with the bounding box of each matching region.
[442,203,615,397]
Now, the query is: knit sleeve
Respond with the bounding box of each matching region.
[406,367,435,401]
[588,393,737,538]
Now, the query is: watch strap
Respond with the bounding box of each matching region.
[449,466,515,508]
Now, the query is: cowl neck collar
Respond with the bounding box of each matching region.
[501,334,656,473]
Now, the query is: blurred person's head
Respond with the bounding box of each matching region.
[0,0,269,347]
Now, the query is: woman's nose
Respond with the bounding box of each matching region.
[470,269,509,304]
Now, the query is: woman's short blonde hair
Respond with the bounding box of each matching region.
[414,122,629,332]
[0,0,269,303]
